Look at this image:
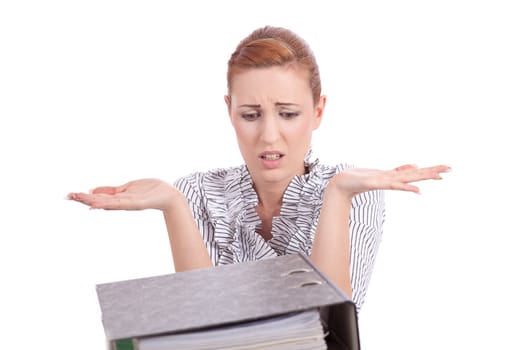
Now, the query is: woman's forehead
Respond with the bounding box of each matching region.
[230,66,312,106]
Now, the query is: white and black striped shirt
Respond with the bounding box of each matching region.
[174,160,385,312]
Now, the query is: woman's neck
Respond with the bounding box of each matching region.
[252,178,289,214]
[250,166,307,213]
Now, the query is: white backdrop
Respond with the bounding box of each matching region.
[1,1,524,349]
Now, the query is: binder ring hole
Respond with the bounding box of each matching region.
[299,280,323,288]
[281,268,313,277]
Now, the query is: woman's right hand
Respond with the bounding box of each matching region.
[67,179,181,211]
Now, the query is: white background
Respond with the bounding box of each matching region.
[1,1,524,349]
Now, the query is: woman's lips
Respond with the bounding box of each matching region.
[260,154,283,160]
[259,152,284,169]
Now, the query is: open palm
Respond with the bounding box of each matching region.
[333,164,450,197]
[67,178,179,211]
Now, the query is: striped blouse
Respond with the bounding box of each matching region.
[174,158,385,312]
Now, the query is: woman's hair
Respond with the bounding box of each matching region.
[227,26,321,105]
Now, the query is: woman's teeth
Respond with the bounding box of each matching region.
[262,154,282,160]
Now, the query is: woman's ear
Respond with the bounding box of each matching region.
[224,95,232,114]
[313,95,327,130]
[224,95,234,124]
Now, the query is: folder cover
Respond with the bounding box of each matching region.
[96,253,360,350]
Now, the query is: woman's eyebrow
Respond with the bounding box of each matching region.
[238,102,299,108]
[275,102,300,107]
[239,104,261,108]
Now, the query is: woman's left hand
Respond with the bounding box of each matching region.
[330,164,451,199]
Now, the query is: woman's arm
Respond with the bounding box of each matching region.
[310,164,450,300]
[163,190,213,271]
[310,180,353,296]
[67,178,213,271]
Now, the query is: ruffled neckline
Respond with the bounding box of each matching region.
[202,149,340,264]
[233,157,328,255]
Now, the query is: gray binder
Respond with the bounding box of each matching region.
[96,253,360,350]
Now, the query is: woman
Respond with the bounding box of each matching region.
[68,26,449,312]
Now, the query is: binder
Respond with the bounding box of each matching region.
[96,253,360,350]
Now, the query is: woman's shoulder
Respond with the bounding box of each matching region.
[176,164,246,181]
[174,164,249,194]
[303,148,354,178]
[309,161,355,180]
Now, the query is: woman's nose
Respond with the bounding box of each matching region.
[260,116,280,144]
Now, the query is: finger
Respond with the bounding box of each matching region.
[90,196,142,211]
[417,165,451,174]
[396,165,450,183]
[403,183,420,193]
[394,164,418,172]
[396,164,450,176]
[67,192,97,207]
[67,192,88,201]
[432,165,452,173]
[386,182,420,193]
[418,165,451,180]
[91,186,119,195]
[90,197,123,210]
[70,195,120,210]
[401,173,440,183]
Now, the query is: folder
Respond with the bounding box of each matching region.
[96,253,360,350]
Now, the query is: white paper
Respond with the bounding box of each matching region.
[137,309,327,350]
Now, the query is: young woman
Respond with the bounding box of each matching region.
[68,26,450,312]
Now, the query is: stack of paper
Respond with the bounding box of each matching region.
[137,309,327,350]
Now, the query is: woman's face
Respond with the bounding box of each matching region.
[226,65,325,186]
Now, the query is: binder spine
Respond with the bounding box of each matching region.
[112,339,137,350]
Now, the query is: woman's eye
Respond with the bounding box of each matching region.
[241,113,260,121]
[280,112,299,119]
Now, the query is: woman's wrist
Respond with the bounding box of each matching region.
[326,172,355,202]
[162,186,187,213]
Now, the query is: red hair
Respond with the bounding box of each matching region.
[227,26,322,105]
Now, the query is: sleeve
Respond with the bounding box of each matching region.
[349,189,385,312]
[173,174,220,265]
